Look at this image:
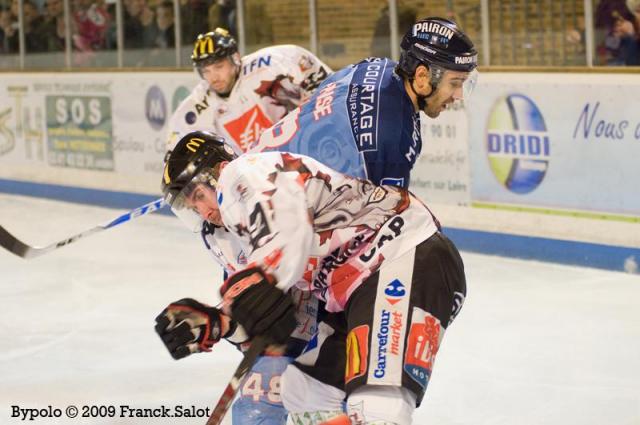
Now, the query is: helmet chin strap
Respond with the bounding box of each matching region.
[408,77,437,112]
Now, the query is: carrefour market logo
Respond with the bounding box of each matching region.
[486,94,550,194]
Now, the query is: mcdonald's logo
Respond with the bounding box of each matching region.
[193,36,215,58]
[186,137,205,153]
[345,325,369,383]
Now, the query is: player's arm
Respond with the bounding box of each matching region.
[379,163,412,189]
[219,156,315,293]
[155,229,250,359]
[291,46,333,101]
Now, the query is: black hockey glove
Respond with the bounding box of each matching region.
[154,298,224,360]
[221,267,296,345]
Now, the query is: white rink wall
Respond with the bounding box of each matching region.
[0,71,199,194]
[0,71,638,272]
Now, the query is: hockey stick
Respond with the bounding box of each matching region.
[0,198,165,259]
[206,335,270,425]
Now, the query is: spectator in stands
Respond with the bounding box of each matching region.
[141,0,174,66]
[153,0,175,48]
[208,0,236,37]
[41,0,65,51]
[0,6,18,53]
[123,0,155,49]
[595,0,640,65]
[2,0,47,52]
[71,0,109,64]
[22,0,47,52]
[180,0,208,46]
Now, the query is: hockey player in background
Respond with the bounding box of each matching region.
[158,133,467,425]
[167,27,332,154]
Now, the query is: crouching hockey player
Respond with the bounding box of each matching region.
[157,132,467,425]
[159,27,331,425]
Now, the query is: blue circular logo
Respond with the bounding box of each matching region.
[185,111,197,125]
[486,94,550,194]
[145,85,167,131]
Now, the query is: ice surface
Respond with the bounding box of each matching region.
[1,194,639,425]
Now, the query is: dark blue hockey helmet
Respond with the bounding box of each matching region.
[398,17,478,76]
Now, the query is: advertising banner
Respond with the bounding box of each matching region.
[410,106,472,205]
[467,73,640,217]
[0,72,198,195]
[2,71,639,219]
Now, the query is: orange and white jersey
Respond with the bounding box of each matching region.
[167,45,331,154]
[217,152,439,313]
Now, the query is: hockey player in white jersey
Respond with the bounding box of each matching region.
[158,28,331,425]
[157,133,467,425]
[167,27,331,154]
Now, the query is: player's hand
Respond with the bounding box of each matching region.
[221,267,296,345]
[155,298,224,360]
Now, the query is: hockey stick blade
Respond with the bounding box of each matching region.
[206,335,270,425]
[0,198,165,259]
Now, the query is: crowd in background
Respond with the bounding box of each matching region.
[0,0,639,67]
[0,0,236,64]
[595,0,640,65]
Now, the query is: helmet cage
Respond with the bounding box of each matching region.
[162,132,235,210]
[167,167,220,232]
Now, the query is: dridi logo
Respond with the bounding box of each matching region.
[486,94,550,194]
[145,85,167,130]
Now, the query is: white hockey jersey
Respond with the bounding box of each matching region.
[216,152,440,313]
[167,45,331,154]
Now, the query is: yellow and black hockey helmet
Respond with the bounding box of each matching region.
[191,28,238,66]
[162,131,236,208]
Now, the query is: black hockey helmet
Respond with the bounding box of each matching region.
[398,17,478,75]
[191,27,238,67]
[162,131,236,209]
[398,17,479,107]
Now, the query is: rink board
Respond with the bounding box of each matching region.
[0,71,638,272]
[1,176,638,274]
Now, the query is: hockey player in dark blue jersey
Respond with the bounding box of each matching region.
[250,16,478,192]
[245,17,478,425]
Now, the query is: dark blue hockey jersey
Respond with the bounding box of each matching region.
[250,57,422,188]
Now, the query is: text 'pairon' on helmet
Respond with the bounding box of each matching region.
[399,17,478,76]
